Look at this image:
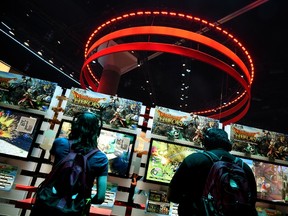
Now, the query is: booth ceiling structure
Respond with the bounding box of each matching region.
[0,0,287,133]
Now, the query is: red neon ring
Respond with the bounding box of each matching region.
[86,26,251,83]
[81,42,250,124]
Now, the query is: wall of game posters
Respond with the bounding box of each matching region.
[0,70,288,215]
[151,106,220,146]
[0,71,57,111]
[63,87,142,130]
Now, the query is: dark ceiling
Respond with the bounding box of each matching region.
[1,0,287,134]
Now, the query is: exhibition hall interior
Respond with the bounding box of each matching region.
[0,0,288,216]
[1,0,287,134]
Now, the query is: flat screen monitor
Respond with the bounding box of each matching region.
[57,120,136,178]
[240,157,288,203]
[144,138,202,185]
[0,106,43,159]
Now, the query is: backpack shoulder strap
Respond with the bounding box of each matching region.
[84,149,99,159]
[82,149,99,174]
[234,157,244,168]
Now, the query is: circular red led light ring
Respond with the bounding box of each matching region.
[82,26,251,122]
[84,10,254,84]
[83,11,255,124]
[81,42,250,124]
[86,26,251,84]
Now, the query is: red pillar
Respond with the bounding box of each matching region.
[97,68,120,95]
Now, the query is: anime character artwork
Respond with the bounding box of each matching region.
[230,124,288,161]
[0,72,57,111]
[151,106,219,146]
[63,88,142,130]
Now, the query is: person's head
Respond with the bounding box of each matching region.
[69,111,103,150]
[202,128,232,151]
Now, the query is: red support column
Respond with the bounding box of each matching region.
[97,68,120,95]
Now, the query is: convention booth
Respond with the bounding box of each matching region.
[0,71,288,216]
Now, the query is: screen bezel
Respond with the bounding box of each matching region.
[56,119,136,178]
[0,106,43,160]
[144,138,203,185]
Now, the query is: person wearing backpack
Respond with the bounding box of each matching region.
[167,128,258,216]
[30,111,109,216]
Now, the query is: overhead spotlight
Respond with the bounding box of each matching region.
[37,51,43,56]
[24,41,30,46]
[49,59,54,64]
[137,58,141,67]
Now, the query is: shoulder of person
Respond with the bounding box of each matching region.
[91,149,109,160]
[50,137,69,153]
[184,150,212,164]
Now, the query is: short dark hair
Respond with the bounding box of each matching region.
[203,128,232,151]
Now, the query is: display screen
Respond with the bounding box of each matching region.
[57,120,136,178]
[144,138,202,185]
[240,157,288,202]
[0,106,43,159]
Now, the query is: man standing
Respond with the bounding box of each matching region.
[167,128,258,216]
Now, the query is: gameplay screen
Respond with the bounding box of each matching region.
[0,106,43,159]
[98,128,135,177]
[145,138,201,184]
[57,120,136,177]
[241,157,288,202]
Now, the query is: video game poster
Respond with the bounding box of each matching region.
[63,87,142,130]
[0,71,57,111]
[151,106,219,145]
[229,124,288,161]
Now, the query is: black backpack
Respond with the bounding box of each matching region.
[201,151,256,216]
[32,148,98,216]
